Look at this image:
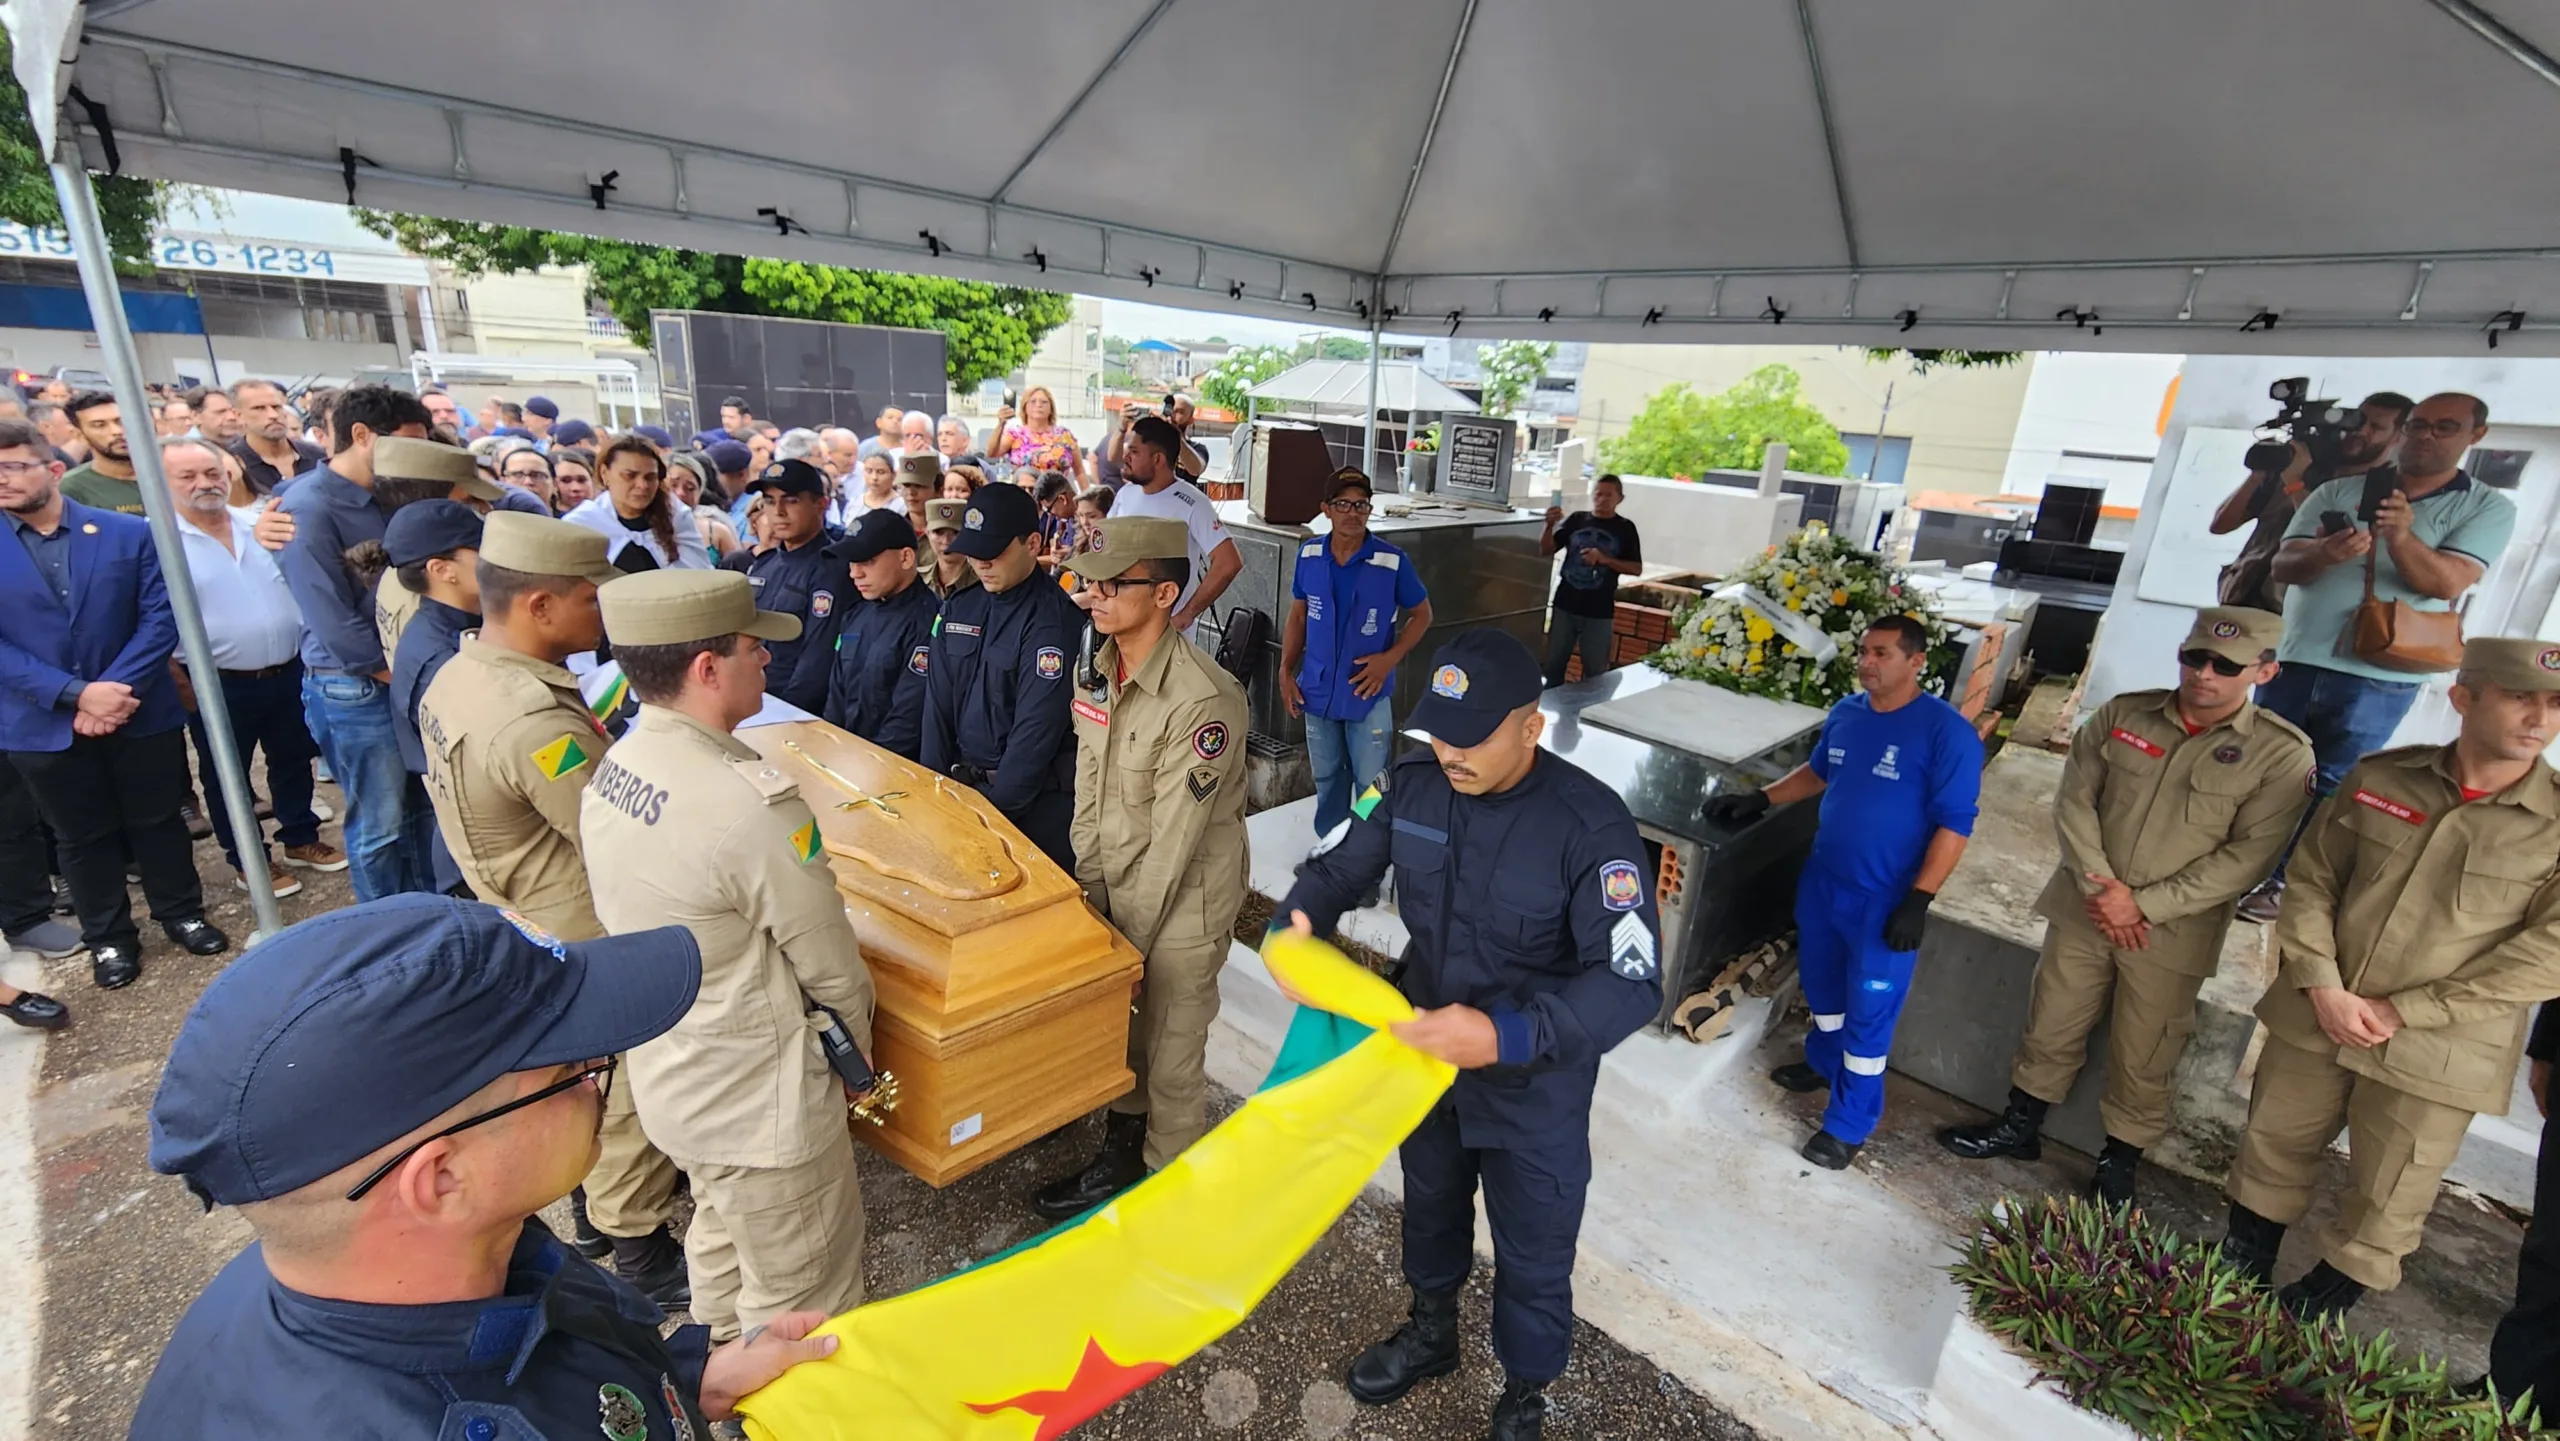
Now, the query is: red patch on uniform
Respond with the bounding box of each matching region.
[2352,789,2426,826]
[2110,727,2165,758]
[1073,698,1109,726]
[1192,721,1229,760]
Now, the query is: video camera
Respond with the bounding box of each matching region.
[2243,377,2365,489]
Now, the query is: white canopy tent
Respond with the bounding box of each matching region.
[13,0,2560,357]
[1248,360,1479,413]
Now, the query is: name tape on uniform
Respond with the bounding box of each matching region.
[1073,699,1109,727]
[2110,727,2165,758]
[2353,789,2427,826]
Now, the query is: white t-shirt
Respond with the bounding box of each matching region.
[1109,477,1230,640]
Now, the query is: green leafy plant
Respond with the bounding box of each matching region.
[1953,1195,2544,1439]
[1195,343,1293,417]
[1477,338,1556,417]
[1598,365,1850,480]
[353,212,1070,389]
[0,32,167,264]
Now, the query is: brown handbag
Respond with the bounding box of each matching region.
[2350,540,2467,672]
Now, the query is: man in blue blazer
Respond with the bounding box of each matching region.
[0,418,227,988]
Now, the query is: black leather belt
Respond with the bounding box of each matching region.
[218,662,296,680]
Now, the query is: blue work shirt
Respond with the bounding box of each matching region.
[129,1220,713,1441]
[1291,532,1427,721]
[278,464,391,674]
[1282,751,1662,1147]
[1805,691,1983,896]
[921,576,1082,819]
[792,576,940,759]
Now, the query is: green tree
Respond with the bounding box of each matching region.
[0,33,166,263]
[1196,344,1294,417]
[355,213,1071,389]
[1477,339,1556,417]
[1862,348,2019,374]
[1600,365,1850,479]
[1290,334,1371,363]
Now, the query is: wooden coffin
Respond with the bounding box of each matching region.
[743,720,1141,1186]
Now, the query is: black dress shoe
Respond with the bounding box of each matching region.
[1489,1372,1550,1441]
[181,800,212,840]
[1346,1287,1461,1405]
[569,1187,614,1260]
[1801,1130,1861,1169]
[164,918,230,956]
[91,944,140,989]
[610,1226,691,1310]
[1769,1061,1828,1093]
[2218,1202,2286,1290]
[2088,1138,2141,1210]
[0,990,69,1029]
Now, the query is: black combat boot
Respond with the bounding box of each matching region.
[609,1225,690,1310]
[1346,1286,1462,1405]
[2277,1261,2368,1322]
[1030,1110,1150,1221]
[2218,1202,2286,1290]
[568,1186,612,1260]
[2088,1138,2141,1210]
[1938,1087,2049,1161]
[1489,1372,1550,1440]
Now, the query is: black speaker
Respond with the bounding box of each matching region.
[651,310,948,444]
[1249,423,1331,526]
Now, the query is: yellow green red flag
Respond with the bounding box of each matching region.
[737,930,1454,1439]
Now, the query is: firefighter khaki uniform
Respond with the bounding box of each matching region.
[415,512,680,1240]
[2017,609,2315,1145]
[580,569,875,1341]
[1065,518,1251,1168]
[368,436,501,659]
[2231,637,2560,1292]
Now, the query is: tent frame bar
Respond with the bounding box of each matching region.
[2426,0,2560,90]
[1793,0,1860,269]
[991,0,1181,205]
[45,154,282,939]
[1376,0,1481,276]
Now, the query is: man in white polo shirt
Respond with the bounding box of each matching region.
[1109,414,1242,643]
[163,435,346,897]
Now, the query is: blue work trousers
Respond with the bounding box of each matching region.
[2252,662,2420,884]
[1797,881,1919,1147]
[301,671,433,901]
[1399,1093,1591,1384]
[1305,691,1395,839]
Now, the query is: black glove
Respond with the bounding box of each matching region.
[1884,888,1937,952]
[1700,788,1771,826]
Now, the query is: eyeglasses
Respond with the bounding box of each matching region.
[501,468,550,481]
[2401,417,2473,439]
[1326,498,1373,514]
[1091,574,1174,598]
[344,1058,615,1201]
[0,460,51,478]
[2178,648,2249,678]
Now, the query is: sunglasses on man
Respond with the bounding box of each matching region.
[2178,649,2251,678]
[344,1057,615,1201]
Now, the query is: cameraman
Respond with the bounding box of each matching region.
[1102,393,1206,487]
[2233,391,2514,924]
[2210,392,2409,614]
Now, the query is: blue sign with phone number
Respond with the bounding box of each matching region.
[0,221,337,276]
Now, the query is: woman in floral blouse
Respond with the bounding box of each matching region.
[992,386,1085,480]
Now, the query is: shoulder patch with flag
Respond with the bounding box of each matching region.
[588,670,629,722]
[1350,783,1384,821]
[789,817,824,865]
[531,734,592,781]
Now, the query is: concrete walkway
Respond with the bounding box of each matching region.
[1236,795,2528,1439]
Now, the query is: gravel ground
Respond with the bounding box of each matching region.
[27,806,1755,1440]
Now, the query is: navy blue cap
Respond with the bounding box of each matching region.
[948,481,1039,560]
[149,897,701,1208]
[551,418,597,448]
[524,395,560,421]
[707,440,754,476]
[631,424,675,449]
[826,507,918,563]
[751,458,828,499]
[1407,628,1545,748]
[382,498,485,567]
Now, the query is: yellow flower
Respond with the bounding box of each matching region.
[1744,613,1775,644]
[1833,588,1849,605]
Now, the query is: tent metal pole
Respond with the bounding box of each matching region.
[1360,317,1382,481]
[47,156,283,940]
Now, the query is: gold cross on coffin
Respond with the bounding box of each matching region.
[784,741,908,818]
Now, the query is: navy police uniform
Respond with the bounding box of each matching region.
[1282,630,1661,1390]
[921,485,1082,868]
[133,896,721,1439]
[785,510,941,759]
[745,460,848,710]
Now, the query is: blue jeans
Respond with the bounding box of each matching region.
[2253,662,2421,882]
[302,671,431,901]
[1306,691,1396,839]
